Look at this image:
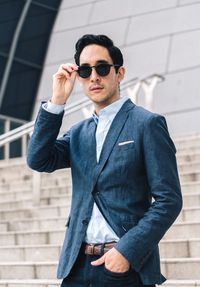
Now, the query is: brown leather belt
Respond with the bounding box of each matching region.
[83,242,117,255]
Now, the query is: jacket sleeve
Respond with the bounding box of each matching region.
[115,114,183,272]
[27,105,71,172]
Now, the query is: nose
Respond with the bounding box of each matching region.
[90,67,100,82]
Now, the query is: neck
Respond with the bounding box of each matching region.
[94,95,121,115]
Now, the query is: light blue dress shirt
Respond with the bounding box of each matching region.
[43,95,129,243]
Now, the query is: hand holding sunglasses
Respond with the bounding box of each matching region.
[51,63,78,105]
[77,63,120,78]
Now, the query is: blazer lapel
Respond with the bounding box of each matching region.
[83,118,97,177]
[92,99,135,189]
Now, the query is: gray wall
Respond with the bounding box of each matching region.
[33,0,200,136]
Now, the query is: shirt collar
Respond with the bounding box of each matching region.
[92,96,129,124]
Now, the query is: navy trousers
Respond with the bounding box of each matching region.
[61,248,156,287]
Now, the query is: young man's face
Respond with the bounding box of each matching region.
[78,44,125,113]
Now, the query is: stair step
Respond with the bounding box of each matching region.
[0,182,72,194]
[0,204,70,220]
[178,162,200,173]
[179,170,200,183]
[177,152,200,163]
[174,133,200,144]
[163,279,200,287]
[0,229,65,246]
[0,217,67,232]
[0,195,71,210]
[160,239,200,258]
[183,192,200,207]
[176,141,200,150]
[0,199,34,210]
[177,207,200,222]
[0,279,61,287]
[0,167,31,182]
[0,181,32,192]
[41,187,71,198]
[181,182,200,193]
[176,140,200,149]
[0,262,58,279]
[164,221,200,239]
[0,280,199,287]
[0,245,61,262]
[40,177,71,188]
[0,190,32,201]
[161,258,200,280]
[177,146,200,155]
[0,185,71,201]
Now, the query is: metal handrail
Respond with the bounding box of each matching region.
[0,99,91,147]
[0,114,27,124]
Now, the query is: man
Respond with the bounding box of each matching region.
[27,34,182,287]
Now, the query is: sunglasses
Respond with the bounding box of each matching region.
[77,63,120,78]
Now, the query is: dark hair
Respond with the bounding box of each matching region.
[74,34,123,72]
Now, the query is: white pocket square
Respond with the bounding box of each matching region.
[118,140,134,146]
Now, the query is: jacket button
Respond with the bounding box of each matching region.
[82,219,89,225]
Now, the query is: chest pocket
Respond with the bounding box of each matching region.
[108,143,135,178]
[113,140,135,161]
[118,140,135,150]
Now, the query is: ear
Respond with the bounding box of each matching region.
[117,66,125,83]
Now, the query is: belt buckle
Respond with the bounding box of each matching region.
[86,243,102,255]
[85,242,115,255]
[89,244,95,255]
[85,244,96,255]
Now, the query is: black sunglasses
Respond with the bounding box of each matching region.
[77,63,120,78]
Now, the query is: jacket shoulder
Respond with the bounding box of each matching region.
[128,104,165,129]
[130,104,163,122]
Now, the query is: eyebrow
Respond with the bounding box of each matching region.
[80,60,109,66]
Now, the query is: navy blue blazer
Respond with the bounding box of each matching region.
[27,99,182,285]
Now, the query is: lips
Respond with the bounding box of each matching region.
[90,85,103,91]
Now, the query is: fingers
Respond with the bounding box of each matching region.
[61,63,78,73]
[53,63,78,80]
[91,254,106,266]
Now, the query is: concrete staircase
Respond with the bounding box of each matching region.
[0,134,200,287]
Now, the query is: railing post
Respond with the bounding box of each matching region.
[4,119,10,160]
[22,134,27,157]
[126,81,142,104]
[32,170,41,205]
[141,74,165,111]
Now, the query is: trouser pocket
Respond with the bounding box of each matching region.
[103,265,140,287]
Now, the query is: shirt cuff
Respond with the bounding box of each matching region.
[42,100,65,114]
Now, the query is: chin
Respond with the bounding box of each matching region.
[92,96,109,104]
[87,91,116,105]
[89,94,107,103]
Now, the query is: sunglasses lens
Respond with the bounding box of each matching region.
[78,64,113,78]
[78,66,92,78]
[96,64,111,76]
